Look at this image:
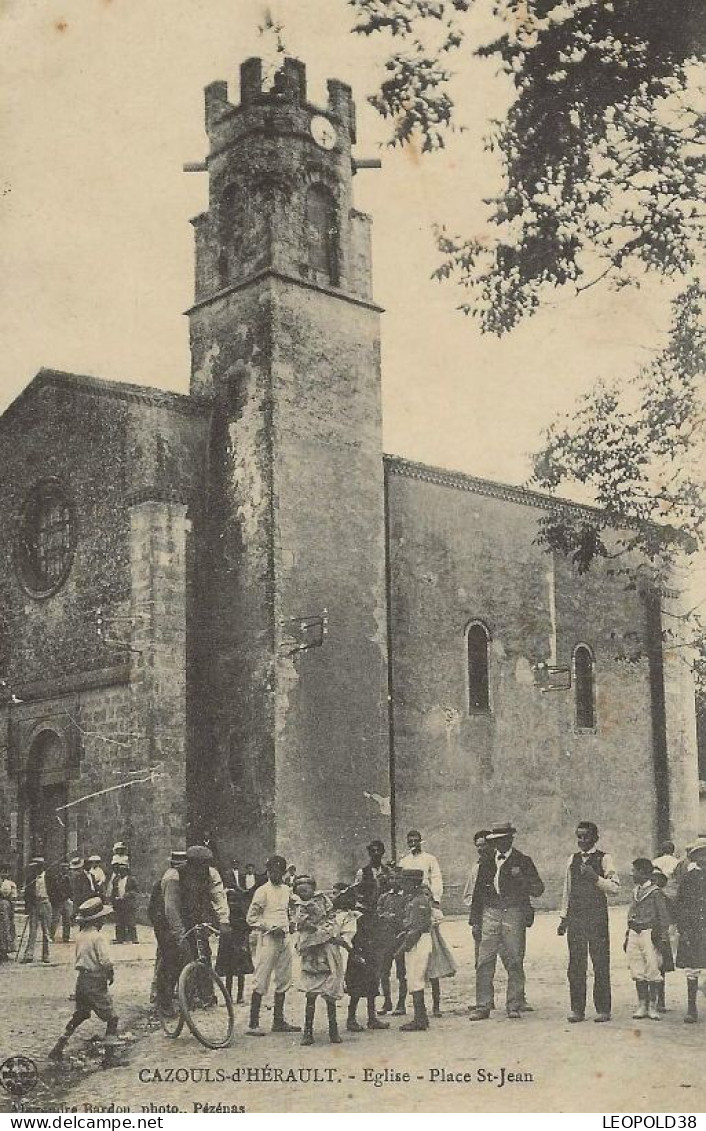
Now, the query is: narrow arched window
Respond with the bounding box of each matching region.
[574,644,595,729]
[467,622,490,714]
[305,184,339,284]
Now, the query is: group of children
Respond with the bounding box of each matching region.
[195,846,455,1044]
[290,865,450,1043]
[33,830,706,1065]
[626,840,706,1025]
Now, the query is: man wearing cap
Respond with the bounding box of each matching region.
[156,845,230,1014]
[675,837,706,1024]
[23,857,52,964]
[149,850,187,1004]
[396,831,444,1017]
[108,856,139,944]
[558,821,620,1023]
[397,869,433,1032]
[246,855,301,1036]
[48,896,122,1067]
[469,823,545,1020]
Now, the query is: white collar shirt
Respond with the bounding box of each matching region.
[398,849,443,902]
[494,851,510,894]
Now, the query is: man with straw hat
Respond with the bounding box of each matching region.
[68,857,97,914]
[468,822,545,1020]
[48,896,123,1067]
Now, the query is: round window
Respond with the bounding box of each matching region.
[17,480,76,597]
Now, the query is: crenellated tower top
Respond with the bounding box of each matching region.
[188,56,373,321]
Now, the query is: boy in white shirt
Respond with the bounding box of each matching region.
[48,897,122,1067]
[246,855,301,1036]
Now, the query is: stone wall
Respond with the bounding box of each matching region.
[0,373,204,894]
[386,459,674,909]
[270,278,389,885]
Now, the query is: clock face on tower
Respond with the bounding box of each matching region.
[310,115,337,151]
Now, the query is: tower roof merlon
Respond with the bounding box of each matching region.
[202,57,356,143]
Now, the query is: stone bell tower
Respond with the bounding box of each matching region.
[187,58,390,881]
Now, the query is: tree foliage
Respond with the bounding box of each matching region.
[532,282,706,576]
[350,0,706,330]
[350,0,706,676]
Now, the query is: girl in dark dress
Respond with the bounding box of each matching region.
[216,887,254,1003]
[339,881,389,1033]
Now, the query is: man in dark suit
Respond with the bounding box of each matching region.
[469,822,544,1020]
[47,863,73,943]
[68,858,98,915]
[108,857,139,944]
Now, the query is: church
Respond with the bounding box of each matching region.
[0,57,700,906]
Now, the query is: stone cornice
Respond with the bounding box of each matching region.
[185,267,383,315]
[12,664,131,703]
[383,454,605,520]
[0,369,210,427]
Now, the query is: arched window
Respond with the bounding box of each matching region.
[305,184,339,284]
[467,622,491,714]
[17,480,75,597]
[574,644,595,729]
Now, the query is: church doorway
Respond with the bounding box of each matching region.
[27,730,68,865]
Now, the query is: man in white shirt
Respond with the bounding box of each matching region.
[87,855,106,897]
[48,896,123,1067]
[246,855,301,1036]
[558,820,620,1023]
[653,841,680,901]
[398,830,443,902]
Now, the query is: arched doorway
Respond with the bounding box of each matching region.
[27,730,68,864]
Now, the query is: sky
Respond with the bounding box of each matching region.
[0,0,674,489]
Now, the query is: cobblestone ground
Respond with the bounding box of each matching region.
[1,911,704,1115]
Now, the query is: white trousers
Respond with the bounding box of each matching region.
[253,932,293,995]
[406,934,432,993]
[626,929,662,982]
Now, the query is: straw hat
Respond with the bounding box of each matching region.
[76,897,113,923]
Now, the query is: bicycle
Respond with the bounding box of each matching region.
[158,923,235,1049]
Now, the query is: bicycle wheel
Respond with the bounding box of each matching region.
[158,990,184,1039]
[178,962,234,1049]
